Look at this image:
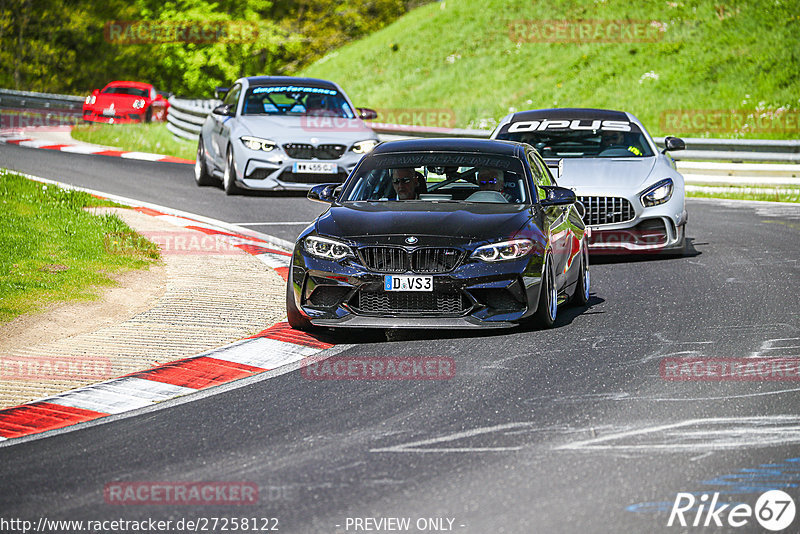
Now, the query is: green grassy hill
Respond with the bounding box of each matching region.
[300,0,800,139]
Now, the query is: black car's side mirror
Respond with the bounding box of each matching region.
[358,108,378,120]
[662,136,685,153]
[212,104,235,117]
[308,183,340,203]
[540,186,576,207]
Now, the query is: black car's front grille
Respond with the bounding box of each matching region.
[283,143,347,160]
[358,247,462,274]
[411,248,462,273]
[468,288,525,312]
[278,170,348,184]
[578,196,636,226]
[359,247,406,273]
[356,291,468,315]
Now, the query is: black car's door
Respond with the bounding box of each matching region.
[528,150,571,288]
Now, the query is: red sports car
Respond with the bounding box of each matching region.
[83,81,169,124]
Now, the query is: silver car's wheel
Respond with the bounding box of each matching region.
[223,146,241,195]
[194,138,215,186]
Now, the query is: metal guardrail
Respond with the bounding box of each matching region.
[0,88,84,111]
[166,97,220,141]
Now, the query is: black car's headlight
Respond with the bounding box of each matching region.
[303,236,353,261]
[351,140,379,154]
[471,239,533,262]
[240,136,277,152]
[640,178,674,207]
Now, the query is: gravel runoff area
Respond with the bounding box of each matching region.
[0,207,287,409]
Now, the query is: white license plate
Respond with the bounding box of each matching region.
[384,275,433,292]
[293,162,338,174]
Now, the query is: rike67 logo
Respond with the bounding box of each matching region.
[668,490,796,531]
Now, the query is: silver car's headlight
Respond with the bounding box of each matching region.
[351,139,379,154]
[303,236,353,261]
[640,178,674,207]
[240,136,277,152]
[471,239,533,262]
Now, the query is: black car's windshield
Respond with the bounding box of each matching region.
[341,152,530,204]
[101,86,149,97]
[497,125,654,158]
[242,85,355,118]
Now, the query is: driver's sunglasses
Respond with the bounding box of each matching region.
[392,177,414,184]
[479,178,498,185]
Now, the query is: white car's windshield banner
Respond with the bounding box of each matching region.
[252,86,337,95]
[507,119,634,133]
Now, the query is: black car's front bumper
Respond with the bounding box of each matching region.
[289,250,543,329]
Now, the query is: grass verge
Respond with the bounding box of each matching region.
[71,122,196,161]
[301,0,800,139]
[686,185,800,203]
[0,170,160,324]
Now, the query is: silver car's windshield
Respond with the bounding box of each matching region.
[242,85,355,118]
[341,152,529,204]
[497,128,654,158]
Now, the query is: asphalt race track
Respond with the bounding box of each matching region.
[2,144,800,533]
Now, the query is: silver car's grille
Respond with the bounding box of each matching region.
[357,247,462,274]
[283,143,347,160]
[577,196,636,226]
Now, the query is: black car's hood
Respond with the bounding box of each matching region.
[316,202,532,245]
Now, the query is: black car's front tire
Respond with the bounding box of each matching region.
[572,243,590,306]
[534,253,557,328]
[223,146,243,196]
[194,137,215,186]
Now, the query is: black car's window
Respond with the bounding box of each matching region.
[242,86,355,118]
[101,86,149,98]
[498,123,654,158]
[223,83,241,108]
[526,151,549,201]
[341,152,529,204]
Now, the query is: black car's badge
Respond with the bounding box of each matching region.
[405,236,418,244]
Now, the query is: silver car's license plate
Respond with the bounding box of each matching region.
[384,275,433,292]
[293,162,337,174]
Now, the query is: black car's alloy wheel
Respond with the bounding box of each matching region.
[534,253,557,328]
[572,243,590,306]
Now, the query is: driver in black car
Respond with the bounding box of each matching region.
[390,168,425,200]
[477,167,514,201]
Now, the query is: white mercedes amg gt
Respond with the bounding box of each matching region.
[492,108,687,254]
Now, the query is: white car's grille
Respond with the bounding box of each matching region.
[577,196,636,226]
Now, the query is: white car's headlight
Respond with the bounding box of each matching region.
[85,95,96,105]
[471,239,533,262]
[303,236,353,261]
[240,136,277,152]
[640,178,674,207]
[132,99,146,109]
[351,140,379,154]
